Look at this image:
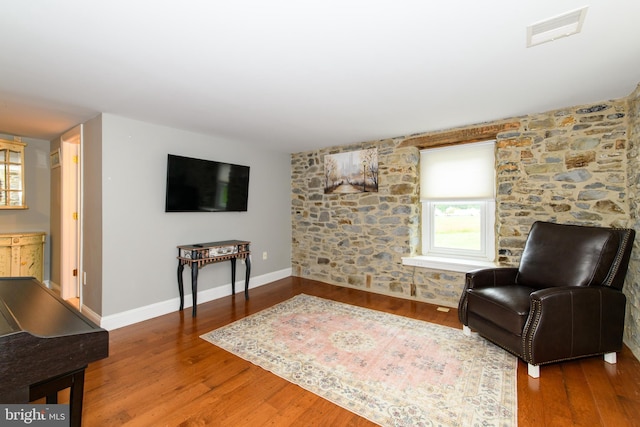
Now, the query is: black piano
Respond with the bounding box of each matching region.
[0,277,108,426]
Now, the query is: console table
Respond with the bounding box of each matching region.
[176,240,251,316]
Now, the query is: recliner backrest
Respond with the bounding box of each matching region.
[516,221,632,290]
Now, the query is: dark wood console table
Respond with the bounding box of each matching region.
[177,240,251,316]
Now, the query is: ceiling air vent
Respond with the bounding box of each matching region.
[527,6,588,47]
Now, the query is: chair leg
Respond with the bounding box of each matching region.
[528,364,540,378]
[604,352,617,364]
[462,325,472,336]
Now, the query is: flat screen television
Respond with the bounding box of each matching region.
[165,154,250,212]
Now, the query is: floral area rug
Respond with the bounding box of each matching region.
[200,294,516,426]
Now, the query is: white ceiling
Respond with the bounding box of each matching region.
[1,1,639,153]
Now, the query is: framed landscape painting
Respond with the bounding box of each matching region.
[324,148,378,194]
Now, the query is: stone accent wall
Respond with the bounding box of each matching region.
[291,139,426,300]
[291,86,640,357]
[495,101,630,266]
[626,84,640,359]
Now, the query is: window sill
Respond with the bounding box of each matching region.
[401,255,497,273]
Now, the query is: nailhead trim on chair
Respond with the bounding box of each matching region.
[603,229,632,288]
[523,298,542,363]
[523,293,621,366]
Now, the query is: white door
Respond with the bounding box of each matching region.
[60,126,82,302]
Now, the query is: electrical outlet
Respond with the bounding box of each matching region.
[262,251,268,260]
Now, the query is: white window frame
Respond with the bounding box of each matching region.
[422,199,495,262]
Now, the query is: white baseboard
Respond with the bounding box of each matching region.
[80,304,101,326]
[99,268,292,331]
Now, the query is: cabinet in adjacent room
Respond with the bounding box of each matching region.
[0,232,46,282]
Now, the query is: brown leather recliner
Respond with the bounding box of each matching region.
[458,221,635,378]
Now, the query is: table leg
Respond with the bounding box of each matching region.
[230,258,236,295]
[244,255,251,300]
[191,263,198,317]
[68,370,85,427]
[177,262,184,311]
[29,368,86,427]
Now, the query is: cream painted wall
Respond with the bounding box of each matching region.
[97,114,292,317]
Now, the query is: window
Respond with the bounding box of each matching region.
[0,139,27,209]
[420,141,495,263]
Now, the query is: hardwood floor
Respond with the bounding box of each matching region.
[73,277,640,426]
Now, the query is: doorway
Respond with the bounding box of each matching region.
[59,125,83,306]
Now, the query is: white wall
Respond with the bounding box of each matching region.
[98,114,292,320]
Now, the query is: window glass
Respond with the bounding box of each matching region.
[433,202,482,251]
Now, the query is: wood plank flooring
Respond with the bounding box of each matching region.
[69,277,640,426]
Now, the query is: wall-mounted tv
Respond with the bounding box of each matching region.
[165,154,250,212]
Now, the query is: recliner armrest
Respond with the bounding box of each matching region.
[465,267,519,290]
[458,267,518,325]
[523,286,626,365]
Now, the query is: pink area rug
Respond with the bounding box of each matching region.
[201,294,516,426]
